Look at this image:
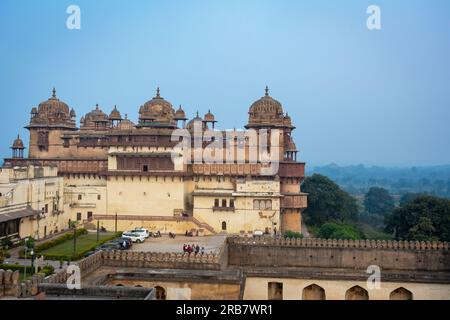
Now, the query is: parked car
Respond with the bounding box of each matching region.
[132,228,150,238]
[122,232,146,243]
[99,242,124,251]
[253,230,264,237]
[111,237,132,249]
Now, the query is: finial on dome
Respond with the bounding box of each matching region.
[96,104,99,110]
[125,113,128,119]
[52,87,56,98]
[196,111,199,117]
[265,86,269,97]
[156,87,160,98]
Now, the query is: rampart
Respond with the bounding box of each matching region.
[227,237,450,272]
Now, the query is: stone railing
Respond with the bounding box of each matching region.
[229,236,450,251]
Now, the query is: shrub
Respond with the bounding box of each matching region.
[19,229,88,258]
[283,231,304,239]
[40,231,122,261]
[0,264,55,277]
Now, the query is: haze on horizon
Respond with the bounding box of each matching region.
[0,0,449,167]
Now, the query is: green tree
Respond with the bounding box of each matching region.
[317,222,363,240]
[399,193,426,206]
[385,196,450,241]
[363,187,395,216]
[301,174,359,226]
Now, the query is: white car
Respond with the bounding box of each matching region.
[253,230,264,237]
[122,232,146,243]
[133,228,150,238]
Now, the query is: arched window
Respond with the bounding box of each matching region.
[390,287,413,300]
[260,200,266,210]
[345,286,369,300]
[302,284,326,300]
[265,200,272,210]
[253,200,259,210]
[222,221,227,231]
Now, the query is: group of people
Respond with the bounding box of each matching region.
[183,244,205,255]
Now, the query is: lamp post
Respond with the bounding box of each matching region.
[30,249,35,275]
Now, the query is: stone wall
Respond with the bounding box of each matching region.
[0,269,46,298]
[228,237,450,272]
[38,283,154,299]
[100,250,222,270]
[0,269,20,297]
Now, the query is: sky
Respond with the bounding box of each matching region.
[0,0,449,167]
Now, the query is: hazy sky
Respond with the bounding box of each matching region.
[0,0,449,167]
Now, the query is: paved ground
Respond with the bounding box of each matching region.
[129,234,227,254]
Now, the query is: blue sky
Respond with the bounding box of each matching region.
[0,0,449,166]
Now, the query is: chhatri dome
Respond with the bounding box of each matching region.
[109,105,122,121]
[246,86,287,129]
[28,88,76,129]
[138,87,176,127]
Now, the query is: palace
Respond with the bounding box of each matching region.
[1,87,307,241]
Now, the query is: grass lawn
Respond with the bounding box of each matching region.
[40,232,115,258]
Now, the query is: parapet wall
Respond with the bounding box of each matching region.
[228,237,450,272]
[100,250,221,270]
[44,249,223,287]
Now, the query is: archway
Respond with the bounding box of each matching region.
[268,282,283,300]
[302,284,326,300]
[155,286,166,300]
[390,287,413,300]
[345,285,369,300]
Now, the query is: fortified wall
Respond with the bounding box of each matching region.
[228,237,450,272]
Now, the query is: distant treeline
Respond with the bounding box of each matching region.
[308,164,450,198]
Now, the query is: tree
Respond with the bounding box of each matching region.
[301,174,359,226]
[363,187,394,216]
[399,193,426,206]
[317,222,363,240]
[385,196,450,241]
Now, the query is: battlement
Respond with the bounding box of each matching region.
[228,236,450,251]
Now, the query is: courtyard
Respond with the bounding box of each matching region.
[128,234,227,254]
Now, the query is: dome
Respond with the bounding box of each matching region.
[204,109,216,122]
[247,86,286,128]
[138,88,176,126]
[174,105,187,120]
[12,135,25,149]
[37,88,70,116]
[28,88,76,129]
[118,114,134,130]
[186,111,204,131]
[249,86,283,117]
[84,104,109,123]
[109,105,122,120]
[81,104,109,130]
